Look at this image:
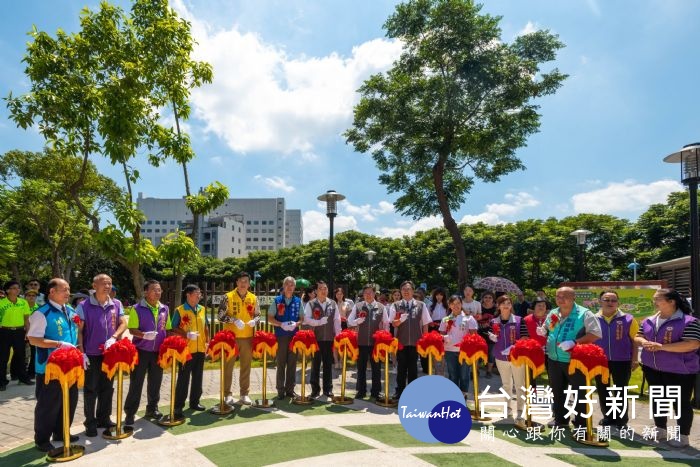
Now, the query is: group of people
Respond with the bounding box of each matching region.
[4,273,698,451]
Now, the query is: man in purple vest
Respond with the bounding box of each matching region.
[77,274,127,437]
[594,290,639,428]
[635,288,700,448]
[123,280,172,426]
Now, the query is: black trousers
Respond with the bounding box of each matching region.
[275,335,297,395]
[27,343,36,377]
[124,350,162,417]
[175,352,204,412]
[83,355,114,429]
[396,345,418,396]
[311,340,334,393]
[0,327,28,383]
[548,358,587,428]
[642,365,696,435]
[595,360,632,425]
[356,345,381,396]
[34,374,78,445]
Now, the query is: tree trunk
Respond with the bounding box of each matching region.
[172,100,199,246]
[432,158,470,290]
[129,263,145,300]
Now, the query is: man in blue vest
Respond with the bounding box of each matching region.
[27,278,79,452]
[267,276,302,399]
[76,274,128,436]
[543,287,602,429]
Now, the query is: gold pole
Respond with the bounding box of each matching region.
[61,381,70,458]
[472,364,480,416]
[261,352,267,401]
[340,346,347,398]
[300,353,306,398]
[116,369,123,434]
[220,355,225,411]
[428,354,433,376]
[170,358,176,420]
[384,357,389,405]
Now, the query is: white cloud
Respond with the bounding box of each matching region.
[344,202,375,221]
[173,2,402,156]
[253,175,295,193]
[460,192,540,225]
[210,156,224,166]
[303,210,358,242]
[518,21,539,36]
[372,201,395,215]
[571,179,682,214]
[377,216,443,238]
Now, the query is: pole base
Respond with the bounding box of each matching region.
[210,403,234,415]
[292,396,315,405]
[46,444,85,463]
[252,399,274,408]
[332,395,354,405]
[102,425,134,440]
[157,415,186,426]
[574,437,609,447]
[514,419,542,430]
[375,398,398,408]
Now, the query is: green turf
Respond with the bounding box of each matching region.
[470,422,665,451]
[341,424,463,448]
[142,398,283,434]
[0,442,50,466]
[197,427,372,466]
[546,454,698,466]
[272,394,362,416]
[416,452,519,466]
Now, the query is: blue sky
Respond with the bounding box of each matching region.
[1,0,698,242]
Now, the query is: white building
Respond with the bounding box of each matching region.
[137,193,303,258]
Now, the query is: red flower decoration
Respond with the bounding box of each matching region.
[312,307,322,320]
[569,343,609,383]
[158,335,192,368]
[102,338,138,379]
[207,330,239,361]
[446,319,454,333]
[289,330,319,356]
[180,315,191,328]
[252,330,278,358]
[247,304,254,312]
[458,333,488,365]
[72,315,81,325]
[509,338,545,377]
[358,310,367,319]
[417,331,445,361]
[549,313,560,331]
[276,303,285,316]
[491,323,501,336]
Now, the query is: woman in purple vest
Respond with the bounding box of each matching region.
[635,288,700,448]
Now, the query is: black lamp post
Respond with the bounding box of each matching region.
[364,249,376,285]
[664,143,700,309]
[317,190,345,294]
[570,229,592,282]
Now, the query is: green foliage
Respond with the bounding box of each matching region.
[158,231,200,277]
[185,182,230,217]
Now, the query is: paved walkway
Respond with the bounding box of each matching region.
[1,363,699,466]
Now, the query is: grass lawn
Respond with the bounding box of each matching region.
[546,453,698,466]
[0,443,49,466]
[341,424,462,448]
[470,422,665,451]
[416,452,519,466]
[272,395,362,416]
[197,427,372,466]
[141,398,283,435]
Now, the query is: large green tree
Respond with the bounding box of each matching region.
[345,0,567,289]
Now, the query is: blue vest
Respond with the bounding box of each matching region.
[273,295,301,337]
[546,304,588,363]
[35,303,79,374]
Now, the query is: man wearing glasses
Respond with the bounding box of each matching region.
[594,290,639,428]
[26,279,45,306]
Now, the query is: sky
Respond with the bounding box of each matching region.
[1,0,698,242]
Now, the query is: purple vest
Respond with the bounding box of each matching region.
[132,302,169,352]
[641,314,699,374]
[596,313,633,361]
[491,316,521,361]
[81,298,120,356]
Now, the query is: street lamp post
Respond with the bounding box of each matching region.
[663,142,700,410]
[364,250,376,285]
[317,190,345,294]
[664,143,700,309]
[570,229,592,282]
[436,266,444,284]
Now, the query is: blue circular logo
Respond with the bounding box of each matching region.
[398,376,472,444]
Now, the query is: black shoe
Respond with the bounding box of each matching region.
[144,409,163,420]
[391,393,401,400]
[286,391,299,398]
[124,416,135,426]
[97,419,116,429]
[309,390,320,399]
[356,392,367,399]
[85,426,98,437]
[277,392,286,399]
[189,403,206,411]
[10,375,18,381]
[370,393,380,400]
[323,391,334,398]
[35,442,55,452]
[19,378,34,385]
[598,418,613,426]
[54,434,79,443]
[0,384,6,391]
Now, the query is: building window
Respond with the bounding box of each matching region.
[246,220,251,225]
[262,220,267,225]
[232,248,235,253]
[246,238,251,241]
[253,220,259,225]
[238,249,241,254]
[232,237,235,242]
[146,220,152,225]
[238,238,241,243]
[203,244,210,253]
[170,220,175,225]
[146,229,152,233]
[269,221,274,225]
[253,229,258,233]
[155,220,160,225]
[140,229,145,233]
[253,238,258,241]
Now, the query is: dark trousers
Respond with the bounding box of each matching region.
[34,374,78,445]
[311,340,334,393]
[548,358,587,428]
[83,355,114,429]
[642,365,696,435]
[124,350,162,417]
[356,345,381,396]
[275,335,297,395]
[0,327,28,384]
[595,360,632,425]
[175,352,204,412]
[396,345,418,396]
[27,343,36,377]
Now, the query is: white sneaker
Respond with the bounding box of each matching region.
[240,395,252,405]
[667,434,689,448]
[224,395,236,406]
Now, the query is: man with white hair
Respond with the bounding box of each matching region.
[268,276,303,399]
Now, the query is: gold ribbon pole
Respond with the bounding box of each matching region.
[253,351,273,408]
[103,368,133,439]
[428,354,433,375]
[575,376,608,447]
[375,353,397,408]
[470,363,491,422]
[211,350,233,415]
[293,352,313,405]
[159,359,185,426]
[47,381,85,462]
[332,345,353,404]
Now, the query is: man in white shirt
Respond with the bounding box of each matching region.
[304,281,341,398]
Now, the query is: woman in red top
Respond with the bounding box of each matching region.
[519,297,550,389]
